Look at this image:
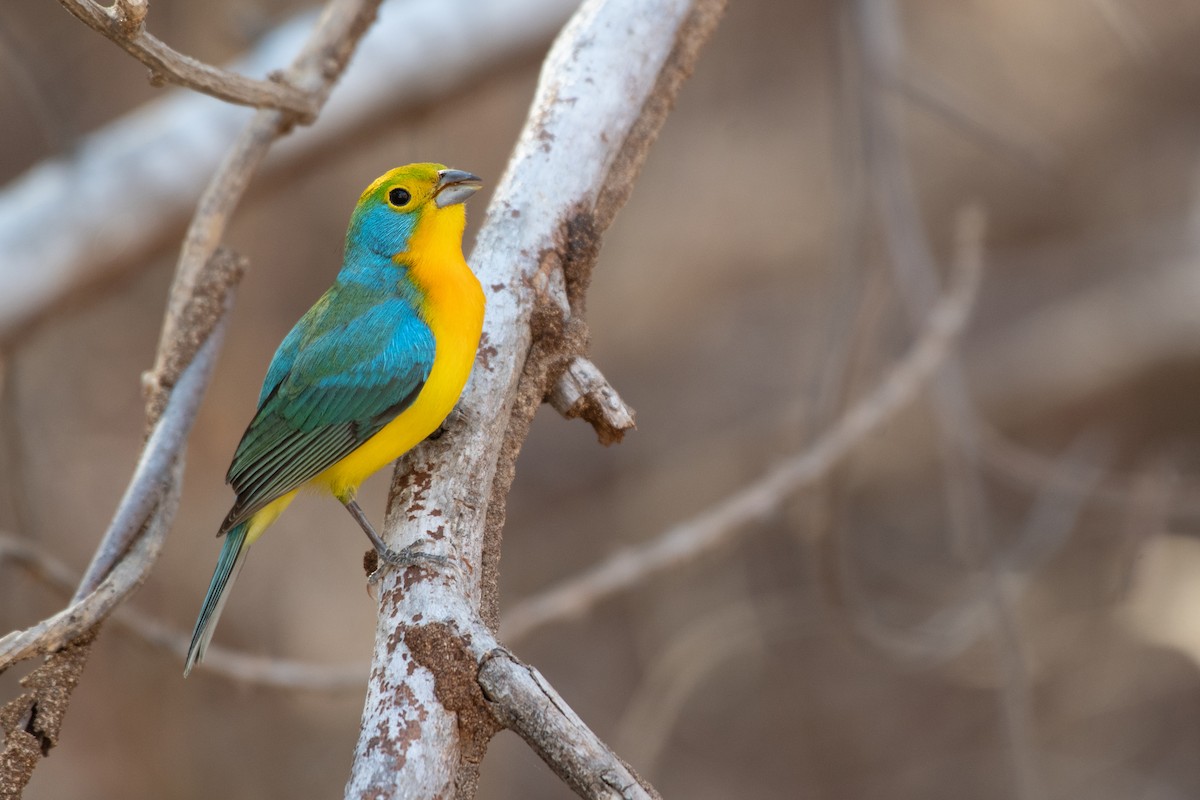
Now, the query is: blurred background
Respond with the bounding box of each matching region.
[4,0,1200,797]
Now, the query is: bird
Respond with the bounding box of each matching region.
[184,163,486,676]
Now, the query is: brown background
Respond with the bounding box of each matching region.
[4,0,1200,798]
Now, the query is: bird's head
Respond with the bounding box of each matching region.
[347,163,482,259]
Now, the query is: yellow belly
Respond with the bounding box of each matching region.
[312,321,480,499]
[311,240,484,500]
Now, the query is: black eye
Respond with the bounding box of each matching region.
[388,187,411,207]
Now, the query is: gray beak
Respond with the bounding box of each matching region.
[434,169,482,208]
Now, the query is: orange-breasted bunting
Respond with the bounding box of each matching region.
[184,163,486,675]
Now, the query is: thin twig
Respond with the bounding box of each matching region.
[1,533,368,692]
[0,459,182,671]
[152,0,384,387]
[0,305,231,669]
[56,0,317,117]
[116,604,368,690]
[501,220,983,642]
[0,0,581,343]
[75,292,234,600]
[1,0,387,792]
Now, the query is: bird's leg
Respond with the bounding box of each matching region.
[340,499,448,583]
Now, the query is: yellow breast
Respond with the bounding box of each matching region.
[312,207,485,499]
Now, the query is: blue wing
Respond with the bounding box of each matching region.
[220,290,435,532]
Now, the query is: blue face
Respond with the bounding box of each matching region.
[346,199,420,259]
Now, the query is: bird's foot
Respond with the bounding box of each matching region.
[367,540,449,585]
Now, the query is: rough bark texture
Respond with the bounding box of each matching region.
[346,0,728,797]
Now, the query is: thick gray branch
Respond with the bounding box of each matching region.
[348,0,725,796]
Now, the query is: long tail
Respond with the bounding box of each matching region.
[184,520,251,676]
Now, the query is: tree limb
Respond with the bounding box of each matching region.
[347,0,726,796]
[1,0,385,792]
[502,212,983,642]
[0,531,368,691]
[478,648,662,800]
[0,0,581,343]
[56,0,317,117]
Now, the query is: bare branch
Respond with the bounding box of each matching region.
[548,356,637,444]
[0,271,235,669]
[501,208,982,642]
[2,0,387,790]
[479,648,662,800]
[0,459,183,671]
[349,0,727,795]
[83,251,243,597]
[0,532,368,691]
[56,0,317,116]
[0,0,581,342]
[114,606,369,691]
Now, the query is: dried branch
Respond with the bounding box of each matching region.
[500,206,982,643]
[0,532,367,691]
[1,0,386,792]
[479,648,662,800]
[0,459,184,671]
[0,0,580,342]
[548,356,637,444]
[348,0,727,796]
[56,0,317,117]
[0,306,229,671]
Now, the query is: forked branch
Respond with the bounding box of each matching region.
[57,0,318,117]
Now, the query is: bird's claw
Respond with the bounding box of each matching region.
[367,540,449,585]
